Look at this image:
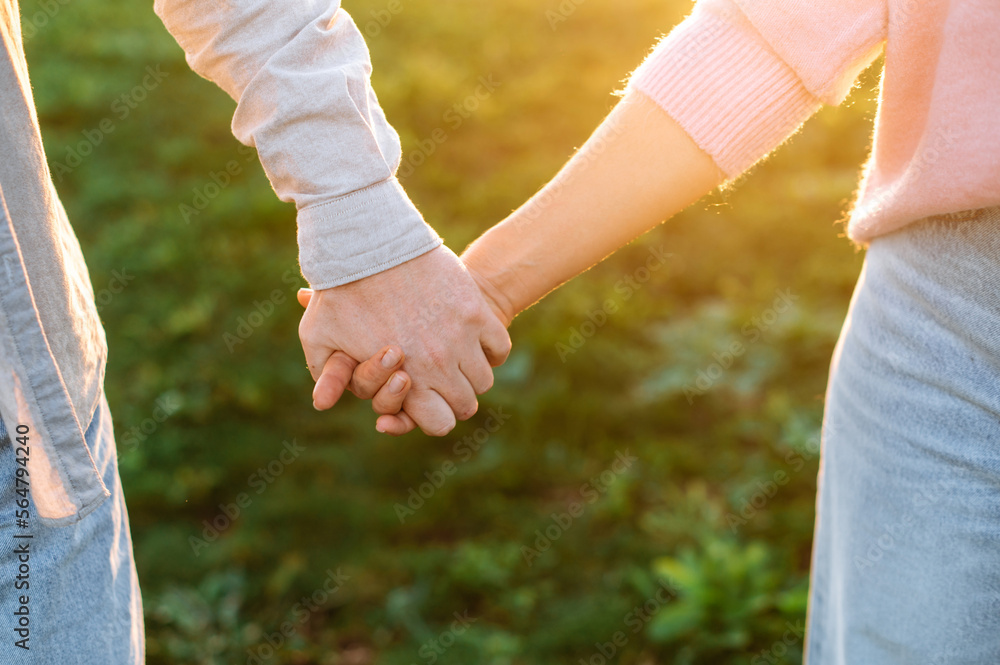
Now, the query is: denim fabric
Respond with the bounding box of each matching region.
[805,208,1000,663]
[0,393,143,663]
[1,2,110,525]
[2,0,446,528]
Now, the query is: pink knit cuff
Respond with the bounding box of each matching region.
[627,6,822,179]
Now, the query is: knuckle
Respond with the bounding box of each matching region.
[298,320,324,351]
[458,298,482,322]
[477,373,494,395]
[497,332,513,357]
[456,400,479,421]
[372,396,399,415]
[352,367,378,397]
[493,342,513,366]
[426,423,453,437]
[424,346,450,372]
[297,318,312,344]
[351,385,373,400]
[420,412,455,437]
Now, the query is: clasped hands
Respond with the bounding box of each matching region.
[296,245,512,436]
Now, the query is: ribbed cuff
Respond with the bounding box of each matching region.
[627,6,822,178]
[297,178,443,289]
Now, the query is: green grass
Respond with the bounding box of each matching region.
[23,0,877,662]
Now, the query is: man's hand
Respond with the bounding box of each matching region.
[299,260,514,437]
[298,245,511,436]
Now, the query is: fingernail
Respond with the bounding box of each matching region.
[381,347,401,368]
[388,373,406,394]
[376,422,386,433]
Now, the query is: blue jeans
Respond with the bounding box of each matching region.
[806,208,1000,663]
[0,393,143,663]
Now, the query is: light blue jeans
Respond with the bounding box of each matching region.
[0,393,143,663]
[806,208,1000,663]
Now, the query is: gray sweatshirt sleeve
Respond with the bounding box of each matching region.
[154,0,442,289]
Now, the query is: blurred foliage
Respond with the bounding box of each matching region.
[23,0,877,662]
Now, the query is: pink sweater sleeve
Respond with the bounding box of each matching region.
[628,0,886,178]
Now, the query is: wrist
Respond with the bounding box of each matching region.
[462,241,523,328]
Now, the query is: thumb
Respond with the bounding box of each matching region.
[297,288,314,309]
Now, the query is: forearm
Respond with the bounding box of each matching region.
[155,0,441,289]
[462,91,724,323]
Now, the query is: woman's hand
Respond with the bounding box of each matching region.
[465,263,516,329]
[299,91,722,435]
